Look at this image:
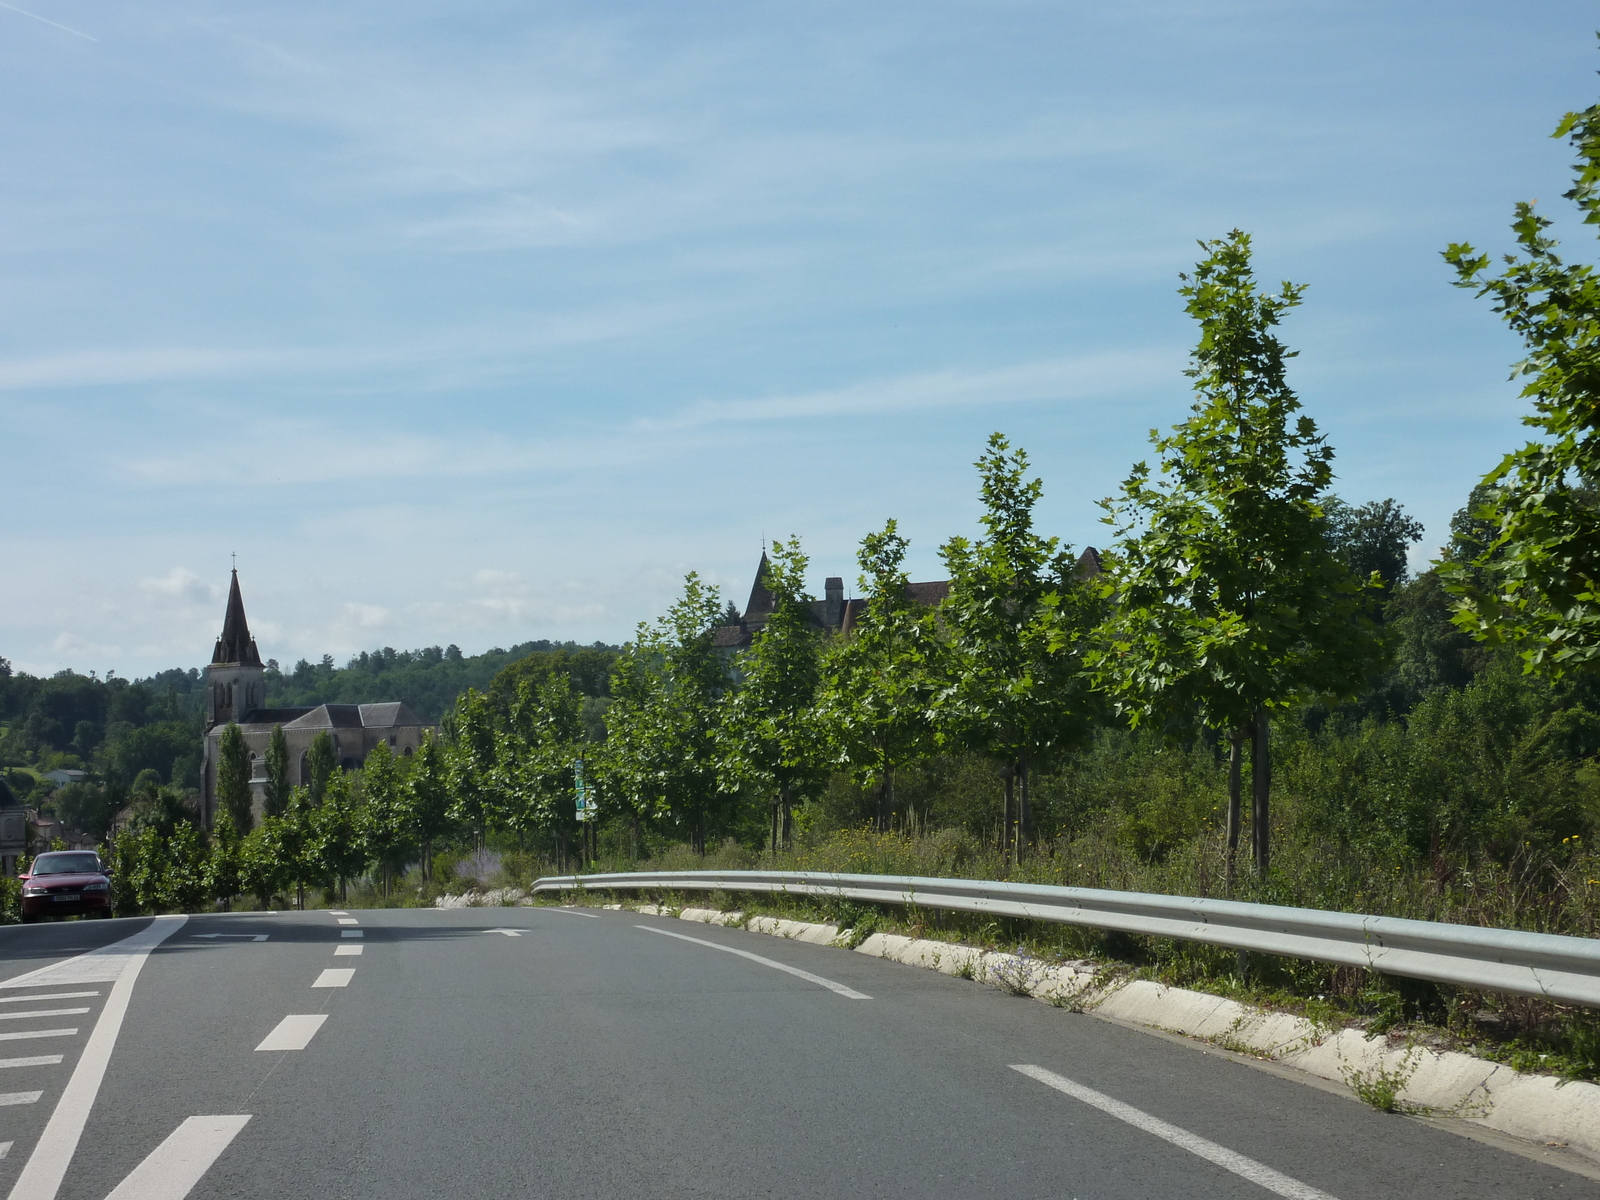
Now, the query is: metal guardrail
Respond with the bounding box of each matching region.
[532,869,1600,1007]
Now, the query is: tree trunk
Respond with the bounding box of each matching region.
[1251,707,1270,875]
[1002,770,1014,859]
[1017,756,1031,864]
[1226,730,1243,892]
[876,768,891,834]
[770,797,780,856]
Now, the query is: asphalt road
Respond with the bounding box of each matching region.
[0,906,1590,1200]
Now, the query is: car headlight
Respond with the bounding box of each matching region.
[21,887,44,896]
[83,881,109,892]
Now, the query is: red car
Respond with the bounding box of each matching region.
[19,851,112,922]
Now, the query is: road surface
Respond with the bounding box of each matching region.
[0,905,1590,1199]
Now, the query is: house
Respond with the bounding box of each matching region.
[41,769,88,788]
[198,571,436,826]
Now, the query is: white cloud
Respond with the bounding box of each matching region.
[139,567,220,605]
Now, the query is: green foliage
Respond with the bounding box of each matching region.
[821,522,942,832]
[1442,90,1600,674]
[939,434,1101,852]
[604,573,730,852]
[720,538,829,849]
[216,722,253,834]
[305,730,336,805]
[263,724,290,818]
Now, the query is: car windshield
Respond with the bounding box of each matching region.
[30,853,102,876]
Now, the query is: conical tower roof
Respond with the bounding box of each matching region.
[743,550,774,621]
[211,569,263,666]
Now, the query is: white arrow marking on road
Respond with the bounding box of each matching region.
[190,934,268,942]
[483,928,523,937]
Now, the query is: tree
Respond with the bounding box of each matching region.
[1321,497,1424,592]
[362,743,414,898]
[720,538,828,852]
[492,673,583,854]
[1093,231,1381,878]
[409,734,452,880]
[263,724,291,818]
[448,689,496,855]
[820,522,940,832]
[310,769,368,903]
[938,436,1100,860]
[605,574,729,854]
[305,731,337,805]
[1441,91,1600,675]
[216,722,254,834]
[206,807,244,911]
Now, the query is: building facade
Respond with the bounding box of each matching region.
[198,571,436,826]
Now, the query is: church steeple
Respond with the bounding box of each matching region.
[205,569,266,734]
[212,569,262,666]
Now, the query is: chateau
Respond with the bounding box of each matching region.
[198,572,434,826]
[711,546,1101,651]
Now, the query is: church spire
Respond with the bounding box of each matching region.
[212,569,263,666]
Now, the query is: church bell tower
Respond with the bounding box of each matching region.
[205,569,266,732]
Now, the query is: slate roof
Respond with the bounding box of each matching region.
[212,569,263,666]
[271,702,430,731]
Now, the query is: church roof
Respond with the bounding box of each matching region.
[211,570,263,666]
[277,702,430,731]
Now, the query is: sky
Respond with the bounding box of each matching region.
[3,1,1597,678]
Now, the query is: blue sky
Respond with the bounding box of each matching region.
[3,1,1596,677]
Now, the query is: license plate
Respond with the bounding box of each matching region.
[51,895,78,902]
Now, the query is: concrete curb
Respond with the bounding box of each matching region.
[608,900,1600,1168]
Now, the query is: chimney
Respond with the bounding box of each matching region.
[824,577,844,629]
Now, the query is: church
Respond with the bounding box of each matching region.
[198,572,435,827]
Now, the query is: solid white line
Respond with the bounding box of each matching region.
[103,1115,250,1200]
[0,1058,62,1070]
[545,907,601,918]
[336,918,358,926]
[333,945,362,956]
[6,915,186,1200]
[636,926,872,999]
[0,1031,76,1043]
[340,930,363,938]
[1011,1065,1340,1200]
[254,1015,326,1052]
[311,969,353,988]
[0,1094,40,1106]
[0,994,97,1006]
[0,1010,88,1022]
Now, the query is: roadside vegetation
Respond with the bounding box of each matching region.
[8,63,1600,1086]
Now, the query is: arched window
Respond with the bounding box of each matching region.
[402,745,413,757]
[299,752,310,785]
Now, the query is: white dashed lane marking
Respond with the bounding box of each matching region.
[0,1092,42,1106]
[0,1010,88,1023]
[336,919,358,926]
[1011,1065,1339,1200]
[254,1016,327,1053]
[333,945,361,956]
[339,931,362,939]
[0,994,97,1006]
[311,970,353,989]
[0,1030,77,1043]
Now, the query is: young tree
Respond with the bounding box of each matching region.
[720,538,828,852]
[263,724,291,818]
[1441,93,1600,675]
[362,743,414,898]
[605,574,729,853]
[493,673,584,854]
[409,734,452,881]
[1094,231,1380,878]
[310,769,368,903]
[448,689,497,856]
[819,522,940,832]
[216,722,254,834]
[305,730,337,805]
[938,436,1100,860]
